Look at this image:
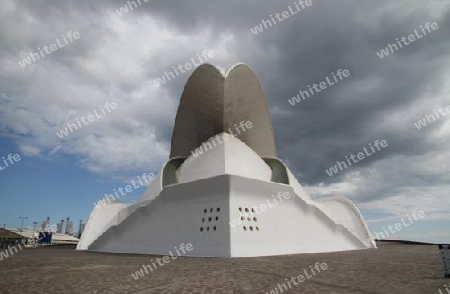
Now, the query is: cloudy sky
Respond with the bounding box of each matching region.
[0,0,449,242]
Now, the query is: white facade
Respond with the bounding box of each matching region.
[77,64,376,257]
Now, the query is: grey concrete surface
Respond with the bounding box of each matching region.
[0,242,447,294]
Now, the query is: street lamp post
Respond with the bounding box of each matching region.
[32,221,38,237]
[19,216,28,232]
[32,221,38,249]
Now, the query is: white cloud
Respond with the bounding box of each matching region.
[0,8,237,177]
[18,144,40,157]
[306,148,450,222]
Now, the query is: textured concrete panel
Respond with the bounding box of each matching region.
[224,64,277,158]
[170,64,224,158]
[170,63,277,158]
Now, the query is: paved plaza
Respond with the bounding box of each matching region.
[0,242,447,293]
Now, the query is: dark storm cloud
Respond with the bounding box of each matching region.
[242,1,450,186]
[98,0,450,186]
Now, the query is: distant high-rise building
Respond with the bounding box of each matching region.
[78,224,85,239]
[77,220,85,238]
[65,217,70,234]
[40,221,46,231]
[65,220,73,235]
[40,217,50,231]
[58,219,65,233]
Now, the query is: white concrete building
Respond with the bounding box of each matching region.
[77,64,376,257]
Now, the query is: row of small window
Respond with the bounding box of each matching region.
[200,226,216,232]
[243,226,259,231]
[200,226,259,232]
[239,207,255,213]
[240,216,257,222]
[204,208,220,213]
[202,216,219,222]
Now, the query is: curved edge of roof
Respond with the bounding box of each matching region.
[191,63,224,78]
[224,62,277,157]
[191,62,253,78]
[325,196,376,248]
[169,63,225,158]
[225,63,251,77]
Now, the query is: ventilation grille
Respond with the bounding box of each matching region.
[200,207,220,233]
[238,207,260,231]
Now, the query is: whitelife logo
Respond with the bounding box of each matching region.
[376,22,439,59]
[130,243,193,280]
[229,192,291,228]
[361,210,425,247]
[115,0,149,16]
[325,140,388,176]
[18,31,81,68]
[288,69,350,106]
[265,262,328,294]
[93,172,156,209]
[55,102,118,139]
[190,121,253,157]
[153,50,216,87]
[0,153,21,172]
[250,0,313,35]
[414,105,450,130]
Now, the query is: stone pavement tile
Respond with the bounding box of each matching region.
[0,242,447,294]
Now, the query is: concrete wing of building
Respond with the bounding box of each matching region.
[170,63,277,159]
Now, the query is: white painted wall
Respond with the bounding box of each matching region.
[89,176,231,257]
[178,134,272,184]
[77,202,130,250]
[320,197,376,248]
[87,175,371,257]
[228,176,366,257]
[139,170,163,202]
[80,137,374,256]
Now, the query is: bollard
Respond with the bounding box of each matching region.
[439,244,450,278]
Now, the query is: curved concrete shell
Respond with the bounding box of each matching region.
[170,64,224,158]
[170,63,277,158]
[224,64,277,158]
